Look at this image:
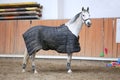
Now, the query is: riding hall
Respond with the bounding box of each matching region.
[0,1,120,80]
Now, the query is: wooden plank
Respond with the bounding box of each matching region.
[117,43,120,57]
[103,18,113,57]
[0,11,40,16]
[84,19,104,57]
[84,24,92,57]
[0,21,6,54]
[0,7,41,12]
[39,20,67,26]
[90,19,96,57]
[108,19,113,57]
[0,15,40,20]
[95,19,104,57]
[112,18,117,58]
[4,21,11,54]
[14,20,30,54]
[4,21,16,54]
[0,2,42,8]
[78,24,86,56]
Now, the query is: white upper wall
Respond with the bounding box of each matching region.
[0,0,120,19]
[64,0,120,19]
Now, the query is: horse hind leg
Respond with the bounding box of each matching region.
[30,53,38,73]
[67,53,72,73]
[22,48,29,73]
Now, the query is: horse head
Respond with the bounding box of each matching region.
[81,7,91,27]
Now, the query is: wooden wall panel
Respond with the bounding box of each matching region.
[83,19,104,57]
[32,19,68,27]
[0,21,6,54]
[78,24,86,56]
[117,44,120,57]
[14,20,30,54]
[0,19,119,58]
[92,19,104,57]
[85,23,93,56]
[112,18,117,58]
[104,18,113,57]
[4,21,16,54]
[90,19,97,57]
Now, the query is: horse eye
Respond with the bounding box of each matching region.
[83,15,85,17]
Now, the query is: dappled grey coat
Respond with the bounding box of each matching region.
[23,24,80,56]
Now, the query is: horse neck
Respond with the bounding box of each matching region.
[65,14,83,37]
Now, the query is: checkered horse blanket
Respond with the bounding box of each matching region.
[23,24,80,55]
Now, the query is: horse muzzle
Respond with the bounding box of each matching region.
[85,19,91,27]
[87,22,91,27]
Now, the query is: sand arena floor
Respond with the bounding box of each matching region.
[0,58,120,80]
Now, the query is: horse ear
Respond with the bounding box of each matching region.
[87,7,89,11]
[82,7,84,11]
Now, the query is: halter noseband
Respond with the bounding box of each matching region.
[84,18,90,22]
[81,14,90,23]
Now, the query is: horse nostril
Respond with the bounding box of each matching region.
[88,22,90,25]
[87,22,91,27]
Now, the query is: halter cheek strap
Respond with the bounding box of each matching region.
[82,18,90,24]
[84,18,90,22]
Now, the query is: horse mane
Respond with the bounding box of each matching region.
[70,12,81,24]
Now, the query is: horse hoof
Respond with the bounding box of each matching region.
[22,69,25,73]
[67,70,72,73]
[34,70,38,74]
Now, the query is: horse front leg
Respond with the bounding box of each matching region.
[67,53,72,73]
[30,53,38,74]
[22,48,29,73]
